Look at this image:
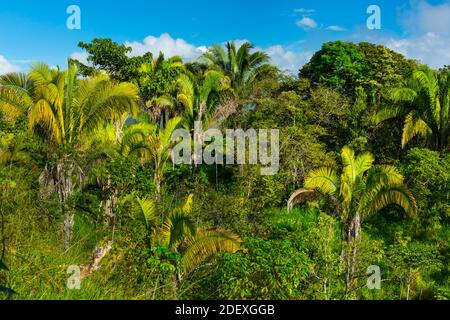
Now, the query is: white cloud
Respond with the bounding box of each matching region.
[326,25,346,32]
[385,32,450,69]
[294,8,315,14]
[385,0,450,68]
[262,45,312,73]
[296,17,318,30]
[125,33,207,62]
[70,51,90,65]
[400,0,450,36]
[0,55,20,75]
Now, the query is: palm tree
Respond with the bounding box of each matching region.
[175,70,237,173]
[139,53,185,127]
[199,41,273,97]
[288,146,416,296]
[125,116,181,198]
[176,70,234,130]
[0,61,139,246]
[374,66,450,151]
[80,113,154,231]
[126,194,242,297]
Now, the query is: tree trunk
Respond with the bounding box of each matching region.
[56,159,75,248]
[113,119,125,143]
[345,212,361,297]
[101,179,118,227]
[171,271,182,299]
[80,241,113,280]
[406,269,411,301]
[39,156,80,248]
[62,211,75,249]
[155,171,162,199]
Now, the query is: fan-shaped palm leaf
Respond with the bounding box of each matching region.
[304,167,339,195]
[180,228,242,275]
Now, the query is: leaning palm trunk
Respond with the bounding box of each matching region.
[80,241,113,280]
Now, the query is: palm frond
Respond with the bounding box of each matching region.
[365,184,417,218]
[182,194,194,215]
[365,165,404,190]
[136,197,157,229]
[180,228,242,275]
[120,122,156,156]
[391,87,417,103]
[402,111,432,148]
[159,116,181,147]
[341,146,357,184]
[80,80,139,133]
[159,210,196,249]
[29,99,61,143]
[372,106,402,125]
[287,188,317,212]
[124,195,157,230]
[0,73,35,120]
[354,152,375,177]
[304,167,339,195]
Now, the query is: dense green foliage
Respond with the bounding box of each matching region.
[0,39,448,300]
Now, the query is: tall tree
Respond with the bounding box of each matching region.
[139,53,185,127]
[175,70,234,130]
[358,42,417,109]
[199,41,273,97]
[288,146,416,295]
[74,38,152,82]
[300,41,367,94]
[125,116,181,198]
[0,61,139,246]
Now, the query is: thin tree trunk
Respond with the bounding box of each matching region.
[62,211,75,249]
[406,269,411,301]
[56,159,75,249]
[345,212,361,297]
[155,171,162,199]
[400,278,403,300]
[80,241,113,280]
[172,271,182,300]
[101,180,118,228]
[101,181,118,244]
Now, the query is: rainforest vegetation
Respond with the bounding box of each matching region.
[0,39,448,300]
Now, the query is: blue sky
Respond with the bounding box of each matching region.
[1,0,450,74]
